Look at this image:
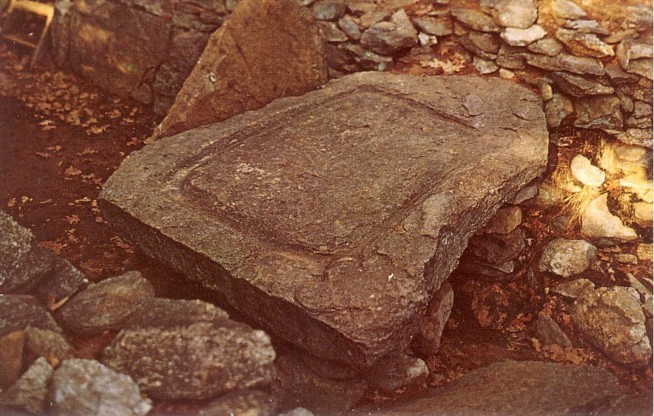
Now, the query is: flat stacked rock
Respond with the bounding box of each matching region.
[101,72,548,367]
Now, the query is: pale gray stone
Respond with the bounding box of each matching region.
[500,25,546,46]
[538,238,597,278]
[581,194,638,241]
[495,0,537,29]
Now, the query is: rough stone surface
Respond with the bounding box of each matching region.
[0,211,87,301]
[555,29,614,58]
[574,95,623,130]
[481,206,522,234]
[24,327,74,366]
[465,227,526,266]
[101,321,276,400]
[412,282,454,355]
[198,389,276,416]
[451,8,500,32]
[49,359,152,416]
[500,25,546,46]
[494,0,537,29]
[360,9,418,56]
[526,53,604,76]
[554,0,587,20]
[545,93,574,128]
[364,353,428,393]
[0,331,26,389]
[100,72,549,367]
[582,194,638,241]
[413,17,453,36]
[121,298,230,329]
[527,38,563,56]
[539,238,597,278]
[154,0,328,139]
[549,71,614,97]
[0,357,53,415]
[274,353,368,414]
[59,271,154,335]
[536,312,572,348]
[0,295,62,337]
[355,360,624,415]
[574,286,652,367]
[551,278,595,300]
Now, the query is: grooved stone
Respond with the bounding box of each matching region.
[100,72,548,367]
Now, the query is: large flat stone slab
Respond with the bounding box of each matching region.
[100,72,548,366]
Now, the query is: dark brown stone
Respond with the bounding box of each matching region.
[100,72,548,367]
[154,0,328,139]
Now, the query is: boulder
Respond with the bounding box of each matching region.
[153,0,328,139]
[100,72,548,367]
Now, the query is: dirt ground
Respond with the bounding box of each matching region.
[0,34,651,413]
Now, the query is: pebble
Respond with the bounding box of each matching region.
[59,271,155,335]
[494,0,538,29]
[501,25,546,46]
[555,29,614,58]
[554,0,587,20]
[527,38,563,56]
[364,353,428,393]
[538,238,597,278]
[499,68,515,79]
[545,93,574,128]
[451,8,500,32]
[49,359,152,416]
[574,286,651,367]
[418,33,438,47]
[581,193,638,241]
[0,357,53,414]
[549,71,614,97]
[570,154,605,187]
[473,56,499,74]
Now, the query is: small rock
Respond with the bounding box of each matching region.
[102,321,275,400]
[279,408,314,416]
[526,53,604,75]
[538,238,597,278]
[527,38,563,56]
[360,9,418,55]
[633,202,653,228]
[617,40,653,71]
[467,227,526,265]
[274,353,368,414]
[24,327,73,368]
[358,10,391,28]
[574,286,651,367]
[473,56,499,74]
[198,389,276,416]
[603,29,639,45]
[510,179,540,204]
[0,295,62,337]
[412,17,453,36]
[636,243,652,261]
[338,16,362,40]
[582,194,638,241]
[574,95,623,130]
[451,8,500,32]
[496,44,527,68]
[615,254,638,265]
[549,71,614,97]
[418,33,438,46]
[312,1,347,21]
[482,206,522,234]
[500,25,546,46]
[499,68,515,79]
[555,29,614,58]
[570,154,605,187]
[0,331,26,389]
[121,298,229,329]
[540,82,553,101]
[627,273,653,318]
[0,357,53,414]
[545,93,574,128]
[318,21,349,42]
[495,0,537,29]
[563,19,609,35]
[412,282,454,355]
[537,312,573,348]
[49,359,152,416]
[551,278,595,300]
[364,353,428,393]
[468,31,501,54]
[59,271,155,335]
[616,128,653,149]
[554,0,587,20]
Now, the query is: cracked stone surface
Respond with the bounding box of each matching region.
[100,72,548,367]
